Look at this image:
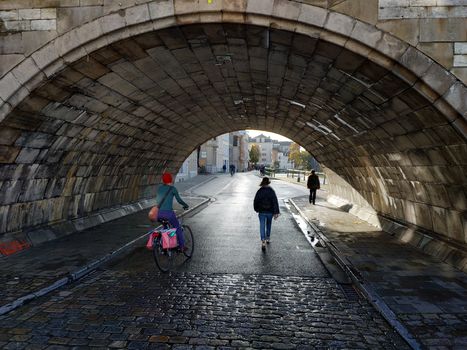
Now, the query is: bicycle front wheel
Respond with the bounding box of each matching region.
[153,236,173,272]
[182,225,194,258]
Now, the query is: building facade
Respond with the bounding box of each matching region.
[248,134,274,166]
[230,131,249,172]
[249,135,293,169]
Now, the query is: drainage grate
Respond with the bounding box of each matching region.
[339,284,361,301]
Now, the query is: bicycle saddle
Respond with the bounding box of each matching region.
[158,218,170,225]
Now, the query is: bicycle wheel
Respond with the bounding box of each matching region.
[182,225,194,258]
[153,236,173,272]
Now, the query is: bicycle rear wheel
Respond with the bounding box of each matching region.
[182,225,194,258]
[153,236,173,272]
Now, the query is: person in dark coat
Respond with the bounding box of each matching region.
[253,177,280,251]
[307,170,320,205]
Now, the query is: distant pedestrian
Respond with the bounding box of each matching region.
[222,164,226,173]
[229,164,235,176]
[307,170,320,205]
[253,177,280,251]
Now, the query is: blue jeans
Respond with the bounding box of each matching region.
[258,213,273,241]
[157,210,185,247]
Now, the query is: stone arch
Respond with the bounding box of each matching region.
[0,1,466,261]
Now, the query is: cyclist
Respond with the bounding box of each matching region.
[156,172,189,251]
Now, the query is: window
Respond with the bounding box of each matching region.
[233,136,239,146]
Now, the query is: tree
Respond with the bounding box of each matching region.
[289,142,301,169]
[299,151,313,170]
[249,144,260,165]
[289,142,315,170]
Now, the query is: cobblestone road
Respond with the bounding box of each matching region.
[0,174,410,349]
[0,269,408,349]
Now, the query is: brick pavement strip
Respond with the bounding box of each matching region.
[0,182,212,316]
[288,195,467,350]
[0,270,410,349]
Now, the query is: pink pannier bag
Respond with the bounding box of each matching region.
[161,228,178,249]
[145,231,158,250]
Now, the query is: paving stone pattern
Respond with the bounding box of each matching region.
[0,270,410,349]
[291,195,467,350]
[0,175,212,309]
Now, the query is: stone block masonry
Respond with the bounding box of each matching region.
[379,0,467,19]
[0,8,56,32]
[454,42,467,67]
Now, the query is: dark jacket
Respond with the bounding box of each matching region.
[254,186,280,214]
[307,174,320,190]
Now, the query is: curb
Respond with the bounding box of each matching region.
[182,175,217,193]
[0,197,211,317]
[288,198,422,350]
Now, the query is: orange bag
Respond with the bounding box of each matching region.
[148,206,159,222]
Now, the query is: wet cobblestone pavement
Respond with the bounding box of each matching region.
[0,176,212,310]
[0,270,409,349]
[290,195,467,350]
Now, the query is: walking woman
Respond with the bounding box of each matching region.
[253,177,280,251]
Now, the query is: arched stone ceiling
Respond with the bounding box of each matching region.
[0,19,466,247]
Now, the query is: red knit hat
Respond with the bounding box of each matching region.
[162,172,173,184]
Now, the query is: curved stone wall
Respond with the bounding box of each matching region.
[0,1,465,253]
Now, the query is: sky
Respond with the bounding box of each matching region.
[246,130,292,142]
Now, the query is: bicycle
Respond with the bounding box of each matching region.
[151,217,194,273]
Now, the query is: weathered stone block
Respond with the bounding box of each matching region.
[0,127,21,146]
[453,55,467,67]
[11,57,41,87]
[18,9,40,20]
[98,11,126,35]
[0,10,18,21]
[149,0,174,20]
[420,18,467,42]
[40,8,56,19]
[0,72,21,102]
[19,178,48,202]
[350,21,382,48]
[0,145,20,163]
[0,180,22,204]
[324,10,355,36]
[443,82,467,116]
[15,132,54,148]
[44,177,66,198]
[273,0,301,20]
[30,19,56,31]
[375,33,409,61]
[246,0,274,16]
[125,4,150,26]
[74,19,104,47]
[298,3,327,27]
[56,6,103,33]
[446,210,465,243]
[15,147,40,164]
[422,63,458,97]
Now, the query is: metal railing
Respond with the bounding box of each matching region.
[286,169,326,184]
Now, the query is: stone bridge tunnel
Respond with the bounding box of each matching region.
[0,0,466,265]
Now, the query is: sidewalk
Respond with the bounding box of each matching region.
[0,175,215,315]
[291,195,467,350]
